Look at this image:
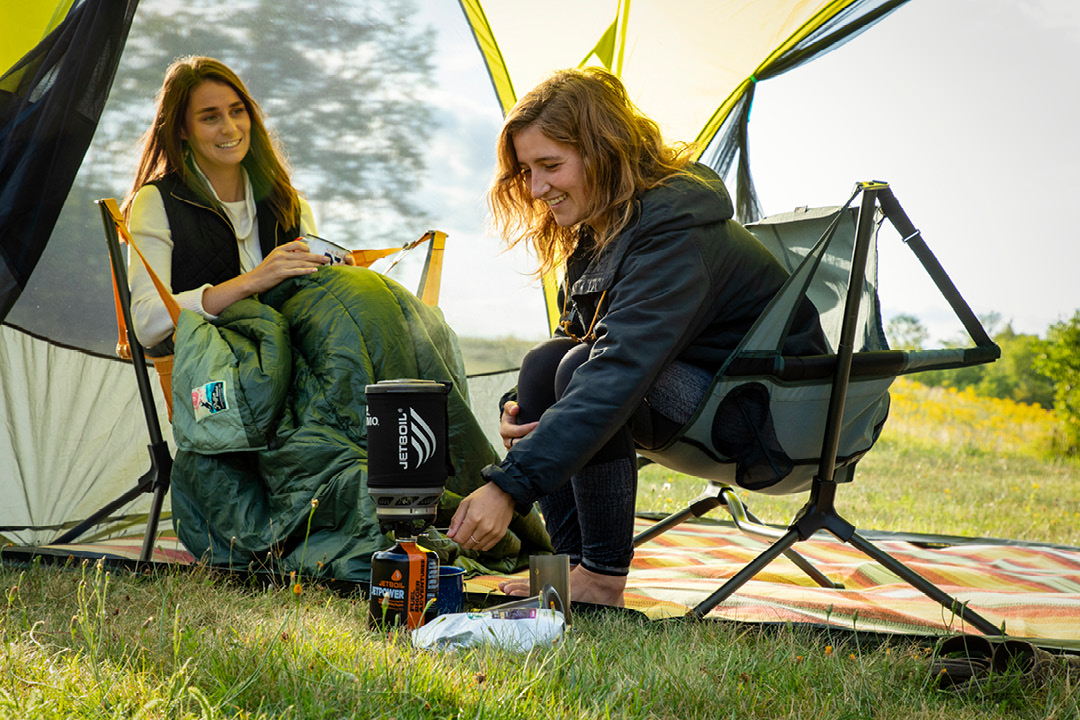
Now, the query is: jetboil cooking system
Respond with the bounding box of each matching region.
[365,379,452,629]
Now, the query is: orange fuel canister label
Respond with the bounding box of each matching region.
[369,540,432,630]
[401,541,428,629]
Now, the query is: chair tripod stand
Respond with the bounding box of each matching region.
[636,182,1003,635]
[52,199,173,564]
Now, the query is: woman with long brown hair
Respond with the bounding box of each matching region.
[124,55,345,353]
[121,57,541,583]
[449,68,825,606]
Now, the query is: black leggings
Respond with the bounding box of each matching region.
[514,337,710,575]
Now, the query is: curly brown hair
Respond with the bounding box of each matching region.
[489,67,695,277]
[122,56,300,230]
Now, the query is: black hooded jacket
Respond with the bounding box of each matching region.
[485,164,825,508]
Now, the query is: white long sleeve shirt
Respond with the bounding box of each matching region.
[127,169,316,347]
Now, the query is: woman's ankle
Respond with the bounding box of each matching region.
[571,565,626,607]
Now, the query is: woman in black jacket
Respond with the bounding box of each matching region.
[449,68,824,606]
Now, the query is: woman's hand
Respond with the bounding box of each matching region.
[201,240,327,316]
[246,239,328,293]
[500,401,539,451]
[448,482,515,552]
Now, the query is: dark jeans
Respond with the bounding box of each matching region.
[514,337,710,575]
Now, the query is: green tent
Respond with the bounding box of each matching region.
[0,0,907,557]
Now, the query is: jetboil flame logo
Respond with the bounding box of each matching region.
[397,406,437,470]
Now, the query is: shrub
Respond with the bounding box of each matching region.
[1034,311,1080,455]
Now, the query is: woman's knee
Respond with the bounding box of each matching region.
[520,337,578,379]
[553,341,592,398]
[516,337,580,423]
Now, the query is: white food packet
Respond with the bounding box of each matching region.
[411,609,565,652]
[303,234,350,266]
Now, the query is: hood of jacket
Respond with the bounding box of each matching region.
[570,163,732,298]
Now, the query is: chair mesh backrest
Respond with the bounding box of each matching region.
[743,206,888,355]
[640,205,892,495]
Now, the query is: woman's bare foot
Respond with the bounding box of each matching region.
[569,565,626,607]
[496,565,626,607]
[497,577,531,596]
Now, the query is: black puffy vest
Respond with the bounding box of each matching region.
[143,173,301,357]
[149,173,301,293]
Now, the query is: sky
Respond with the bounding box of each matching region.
[405,0,1080,345]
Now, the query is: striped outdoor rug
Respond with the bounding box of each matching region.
[25,533,194,565]
[27,519,1080,643]
[468,518,1080,643]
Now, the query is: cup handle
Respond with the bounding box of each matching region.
[540,584,564,614]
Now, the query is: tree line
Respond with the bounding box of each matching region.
[885,310,1080,456]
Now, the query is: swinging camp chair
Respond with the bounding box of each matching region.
[51,198,447,564]
[635,182,1004,635]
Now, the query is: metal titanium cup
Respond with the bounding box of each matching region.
[530,554,571,625]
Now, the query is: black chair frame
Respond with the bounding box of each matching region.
[52,200,173,564]
[635,182,1003,636]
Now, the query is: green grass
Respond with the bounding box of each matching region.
[456,337,538,376]
[639,440,1080,547]
[2,557,1077,719]
[1,380,1079,718]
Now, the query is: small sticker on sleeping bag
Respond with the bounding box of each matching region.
[191,381,228,421]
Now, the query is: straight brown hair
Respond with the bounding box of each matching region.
[122,56,300,230]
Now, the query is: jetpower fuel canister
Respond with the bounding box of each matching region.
[368,538,438,629]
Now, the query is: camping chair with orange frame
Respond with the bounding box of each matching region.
[52,198,448,564]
